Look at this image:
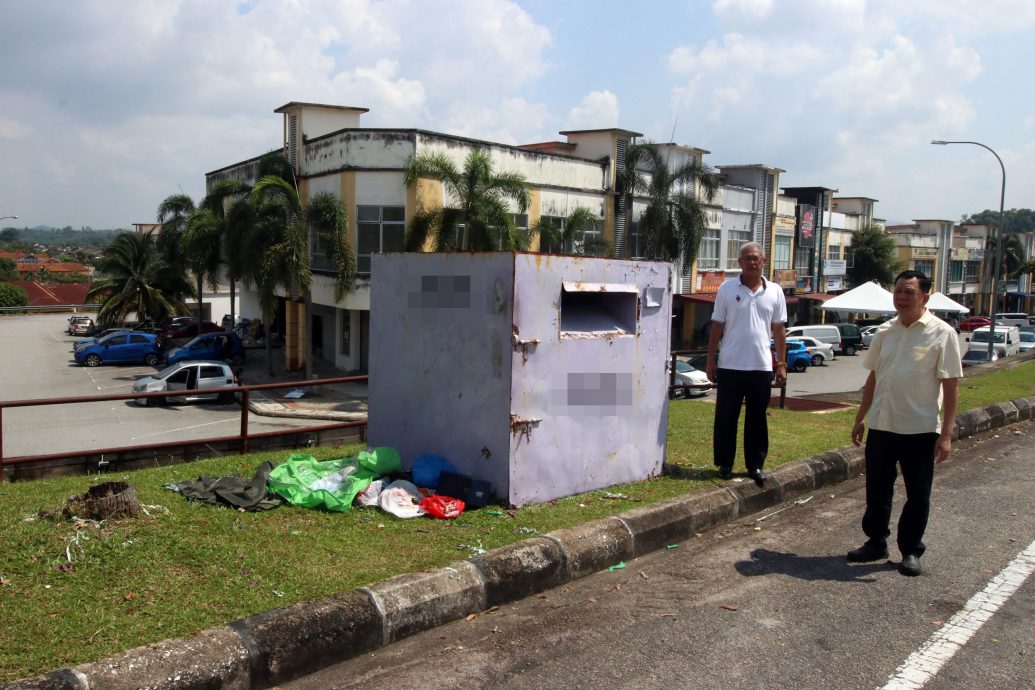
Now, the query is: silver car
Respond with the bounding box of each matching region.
[132,360,238,406]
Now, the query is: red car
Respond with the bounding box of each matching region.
[959,317,992,332]
[159,320,224,342]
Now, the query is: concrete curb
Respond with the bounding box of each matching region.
[7,395,1034,690]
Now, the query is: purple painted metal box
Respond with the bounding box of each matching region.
[368,252,673,506]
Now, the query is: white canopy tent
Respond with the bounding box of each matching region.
[819,281,896,314]
[926,292,970,313]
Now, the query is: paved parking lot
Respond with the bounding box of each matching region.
[0,313,336,459]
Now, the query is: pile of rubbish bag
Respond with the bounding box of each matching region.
[165,447,477,519]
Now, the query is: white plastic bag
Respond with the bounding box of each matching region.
[354,479,384,507]
[378,479,425,518]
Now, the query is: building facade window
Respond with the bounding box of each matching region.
[964,261,981,282]
[772,236,792,270]
[537,215,565,253]
[357,206,405,274]
[698,228,720,269]
[844,246,854,268]
[827,242,841,261]
[726,228,752,269]
[949,260,964,282]
[914,259,935,278]
[628,220,643,259]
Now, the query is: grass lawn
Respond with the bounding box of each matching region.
[0,361,1031,681]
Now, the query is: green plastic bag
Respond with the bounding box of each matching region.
[267,453,375,512]
[358,447,401,475]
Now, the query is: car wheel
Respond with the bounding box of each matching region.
[217,391,235,404]
[85,354,101,367]
[792,360,807,373]
[844,345,857,356]
[811,354,824,367]
[144,353,159,366]
[146,395,165,407]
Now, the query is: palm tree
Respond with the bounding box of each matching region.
[156,194,203,322]
[247,175,356,377]
[194,179,251,327]
[619,142,719,269]
[403,150,532,251]
[531,206,610,256]
[85,231,192,328]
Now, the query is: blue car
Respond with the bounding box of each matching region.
[74,332,162,367]
[164,332,246,366]
[772,339,811,373]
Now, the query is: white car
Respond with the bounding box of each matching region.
[1020,330,1034,353]
[670,359,711,398]
[132,360,238,406]
[791,336,835,366]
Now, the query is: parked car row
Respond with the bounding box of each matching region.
[68,320,247,369]
[962,323,1034,367]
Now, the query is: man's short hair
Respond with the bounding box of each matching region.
[739,241,765,259]
[895,269,932,294]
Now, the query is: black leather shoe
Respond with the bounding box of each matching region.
[899,554,921,577]
[847,542,889,562]
[747,469,767,484]
[717,466,733,480]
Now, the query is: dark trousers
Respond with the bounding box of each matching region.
[713,368,771,471]
[862,429,938,558]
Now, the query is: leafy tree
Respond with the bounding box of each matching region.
[998,233,1026,276]
[0,282,28,309]
[848,223,901,287]
[85,232,192,327]
[0,228,19,244]
[619,142,719,268]
[531,207,610,256]
[156,194,203,322]
[403,150,532,251]
[961,208,1035,234]
[0,257,17,281]
[247,175,356,377]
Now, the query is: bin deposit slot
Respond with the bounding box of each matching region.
[560,282,638,336]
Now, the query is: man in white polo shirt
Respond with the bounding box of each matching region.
[706,242,787,484]
[847,270,962,577]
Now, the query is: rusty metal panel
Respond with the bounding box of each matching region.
[509,254,671,505]
[368,252,672,506]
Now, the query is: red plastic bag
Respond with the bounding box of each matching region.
[419,494,465,519]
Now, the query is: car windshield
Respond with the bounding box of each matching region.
[154,364,187,379]
[971,331,1005,343]
[1021,333,1034,342]
[674,360,693,373]
[963,351,990,361]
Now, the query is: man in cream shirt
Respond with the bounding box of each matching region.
[848,270,963,576]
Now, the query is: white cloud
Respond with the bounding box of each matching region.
[442,98,553,145]
[0,118,32,141]
[564,91,620,131]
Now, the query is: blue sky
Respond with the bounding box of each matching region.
[1,0,1033,229]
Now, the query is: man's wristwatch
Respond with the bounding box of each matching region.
[775,361,786,367]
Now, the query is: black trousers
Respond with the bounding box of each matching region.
[862,429,938,558]
[712,368,771,471]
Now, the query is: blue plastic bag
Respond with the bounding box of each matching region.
[411,453,456,490]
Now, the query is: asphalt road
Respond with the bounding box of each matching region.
[0,313,334,458]
[286,421,1035,690]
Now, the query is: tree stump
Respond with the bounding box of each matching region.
[63,481,142,521]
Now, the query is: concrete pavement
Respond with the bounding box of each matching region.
[5,388,1033,689]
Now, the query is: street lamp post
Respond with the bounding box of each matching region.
[931,140,1006,361]
[0,215,17,224]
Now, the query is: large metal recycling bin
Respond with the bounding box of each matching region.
[368,252,672,506]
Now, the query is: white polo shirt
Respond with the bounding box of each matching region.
[863,310,963,434]
[713,276,788,371]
